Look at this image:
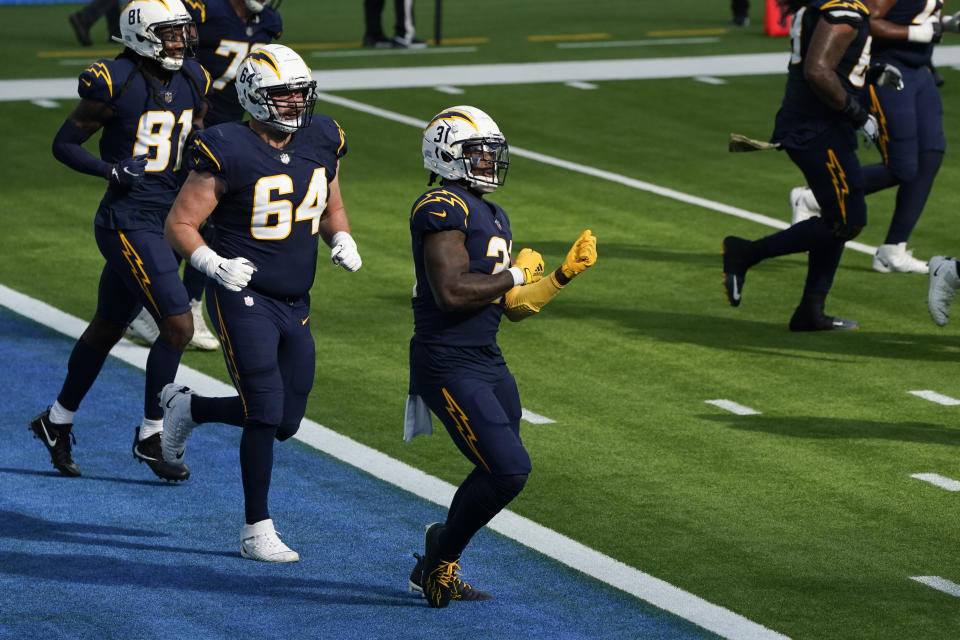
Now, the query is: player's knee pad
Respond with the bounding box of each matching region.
[275,421,300,442]
[491,473,528,504]
[832,223,863,241]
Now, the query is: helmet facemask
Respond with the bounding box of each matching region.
[254,80,317,133]
[458,138,509,193]
[149,18,198,70]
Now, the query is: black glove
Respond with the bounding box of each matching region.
[865,63,904,90]
[109,154,148,189]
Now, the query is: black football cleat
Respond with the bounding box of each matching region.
[789,311,860,332]
[722,236,751,307]
[132,427,190,482]
[409,552,493,602]
[789,293,860,332]
[418,522,461,608]
[29,410,81,477]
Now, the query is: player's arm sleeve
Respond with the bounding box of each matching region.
[53,62,117,178]
[502,270,566,321]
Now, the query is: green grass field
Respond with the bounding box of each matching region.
[3,2,960,638]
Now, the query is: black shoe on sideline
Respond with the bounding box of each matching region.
[68,13,92,47]
[29,409,81,477]
[132,427,190,482]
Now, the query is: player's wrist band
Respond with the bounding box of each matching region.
[507,266,526,287]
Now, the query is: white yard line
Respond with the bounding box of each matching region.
[910,473,960,492]
[705,399,762,416]
[0,286,788,640]
[910,576,960,597]
[520,408,557,424]
[907,390,960,406]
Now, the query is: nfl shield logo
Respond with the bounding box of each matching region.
[495,218,502,231]
[162,91,174,104]
[280,153,290,164]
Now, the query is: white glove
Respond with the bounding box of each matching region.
[330,231,362,272]
[190,245,257,292]
[943,10,960,33]
[858,114,879,148]
[908,16,943,43]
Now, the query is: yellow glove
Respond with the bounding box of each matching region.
[512,248,544,284]
[561,230,598,279]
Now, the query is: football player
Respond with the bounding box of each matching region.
[404,106,597,607]
[33,0,208,481]
[160,45,362,562]
[790,0,960,273]
[125,0,284,350]
[723,0,880,331]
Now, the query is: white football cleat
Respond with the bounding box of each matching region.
[928,256,960,326]
[188,299,219,351]
[789,186,821,225]
[241,519,299,562]
[160,383,196,463]
[126,308,160,345]
[872,242,929,274]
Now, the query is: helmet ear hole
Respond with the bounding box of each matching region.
[440,151,453,162]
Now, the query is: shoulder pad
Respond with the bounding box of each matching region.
[311,115,348,158]
[819,0,868,24]
[78,59,127,102]
[182,0,207,23]
[411,188,471,232]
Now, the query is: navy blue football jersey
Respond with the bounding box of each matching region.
[79,56,210,230]
[183,0,282,125]
[873,0,942,67]
[410,184,513,347]
[771,0,872,149]
[189,116,347,299]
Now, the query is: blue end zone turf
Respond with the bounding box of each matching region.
[0,306,716,639]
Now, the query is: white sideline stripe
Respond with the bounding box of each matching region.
[31,98,58,108]
[0,282,789,640]
[521,408,556,424]
[312,90,877,257]
[433,85,465,94]
[910,473,960,492]
[910,576,960,597]
[907,390,960,406]
[566,81,598,90]
[13,49,960,253]
[695,76,727,85]
[705,399,761,416]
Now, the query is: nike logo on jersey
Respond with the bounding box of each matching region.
[301,317,309,325]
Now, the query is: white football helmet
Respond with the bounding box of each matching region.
[422,105,509,193]
[243,0,282,12]
[116,0,197,71]
[236,44,317,134]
